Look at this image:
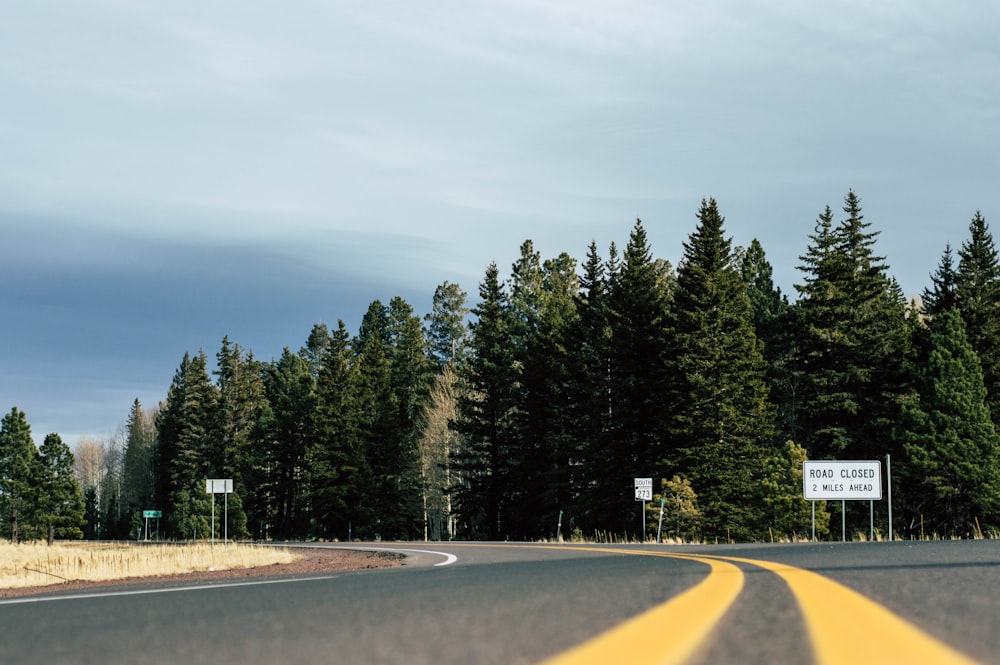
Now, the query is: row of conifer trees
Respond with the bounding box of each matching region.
[5,190,999,543]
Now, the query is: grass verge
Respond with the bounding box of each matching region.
[0,542,298,589]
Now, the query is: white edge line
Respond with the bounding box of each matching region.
[316,545,458,567]
[0,575,337,606]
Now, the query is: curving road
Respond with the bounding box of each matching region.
[1,540,998,664]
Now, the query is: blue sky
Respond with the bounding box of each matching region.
[2,1,999,446]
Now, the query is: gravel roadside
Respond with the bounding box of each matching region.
[0,547,401,599]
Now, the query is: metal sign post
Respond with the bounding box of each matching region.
[886,454,893,541]
[205,479,234,546]
[656,498,666,544]
[803,461,882,541]
[634,478,652,543]
[142,510,161,541]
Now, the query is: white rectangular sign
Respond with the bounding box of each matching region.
[802,461,881,501]
[205,478,233,494]
[634,478,652,501]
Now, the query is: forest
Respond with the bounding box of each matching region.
[2,191,1000,544]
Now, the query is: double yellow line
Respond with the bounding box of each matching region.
[537,546,980,665]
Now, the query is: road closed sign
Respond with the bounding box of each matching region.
[803,460,882,501]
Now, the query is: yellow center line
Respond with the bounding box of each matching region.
[445,543,982,665]
[687,553,982,665]
[534,546,744,665]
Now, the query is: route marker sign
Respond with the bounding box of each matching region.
[802,460,882,501]
[634,477,653,502]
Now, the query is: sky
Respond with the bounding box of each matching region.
[2,0,999,447]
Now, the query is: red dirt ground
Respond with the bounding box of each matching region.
[0,547,401,599]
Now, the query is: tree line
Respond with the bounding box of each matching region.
[3,191,1000,543]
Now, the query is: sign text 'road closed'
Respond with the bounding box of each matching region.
[802,460,882,501]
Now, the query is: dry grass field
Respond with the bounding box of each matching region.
[0,542,299,590]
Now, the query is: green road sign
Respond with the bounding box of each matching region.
[143,510,162,518]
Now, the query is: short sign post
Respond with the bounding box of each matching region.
[142,510,161,541]
[802,461,882,542]
[205,479,234,546]
[634,478,652,542]
[656,497,666,544]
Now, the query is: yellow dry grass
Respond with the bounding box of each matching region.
[0,542,299,589]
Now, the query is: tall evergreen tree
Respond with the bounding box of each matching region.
[453,263,519,539]
[566,241,614,535]
[214,337,265,539]
[350,299,428,539]
[741,239,787,340]
[384,296,434,538]
[504,240,546,538]
[665,198,776,540]
[507,246,579,538]
[741,239,795,440]
[0,407,38,542]
[309,320,367,540]
[155,351,219,539]
[301,323,332,378]
[900,309,1000,536]
[35,433,86,544]
[121,399,157,528]
[594,220,673,535]
[923,243,958,317]
[425,281,471,368]
[955,211,1000,422]
[793,192,908,462]
[261,348,316,539]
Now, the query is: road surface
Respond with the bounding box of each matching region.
[1,540,997,664]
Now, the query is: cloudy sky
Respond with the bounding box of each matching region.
[2,1,999,446]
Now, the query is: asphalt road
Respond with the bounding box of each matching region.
[0,540,997,665]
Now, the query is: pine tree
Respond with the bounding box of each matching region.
[453,263,519,539]
[309,320,367,540]
[155,352,219,539]
[0,407,38,542]
[504,240,547,538]
[566,241,614,535]
[900,309,1000,536]
[261,348,316,539]
[214,337,266,539]
[301,323,332,378]
[759,440,829,540]
[121,399,157,527]
[665,198,776,540]
[955,211,1000,422]
[35,433,86,544]
[425,281,471,368]
[507,247,579,538]
[384,296,434,539]
[923,243,958,317]
[741,239,795,440]
[351,303,395,539]
[591,220,673,535]
[793,192,908,462]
